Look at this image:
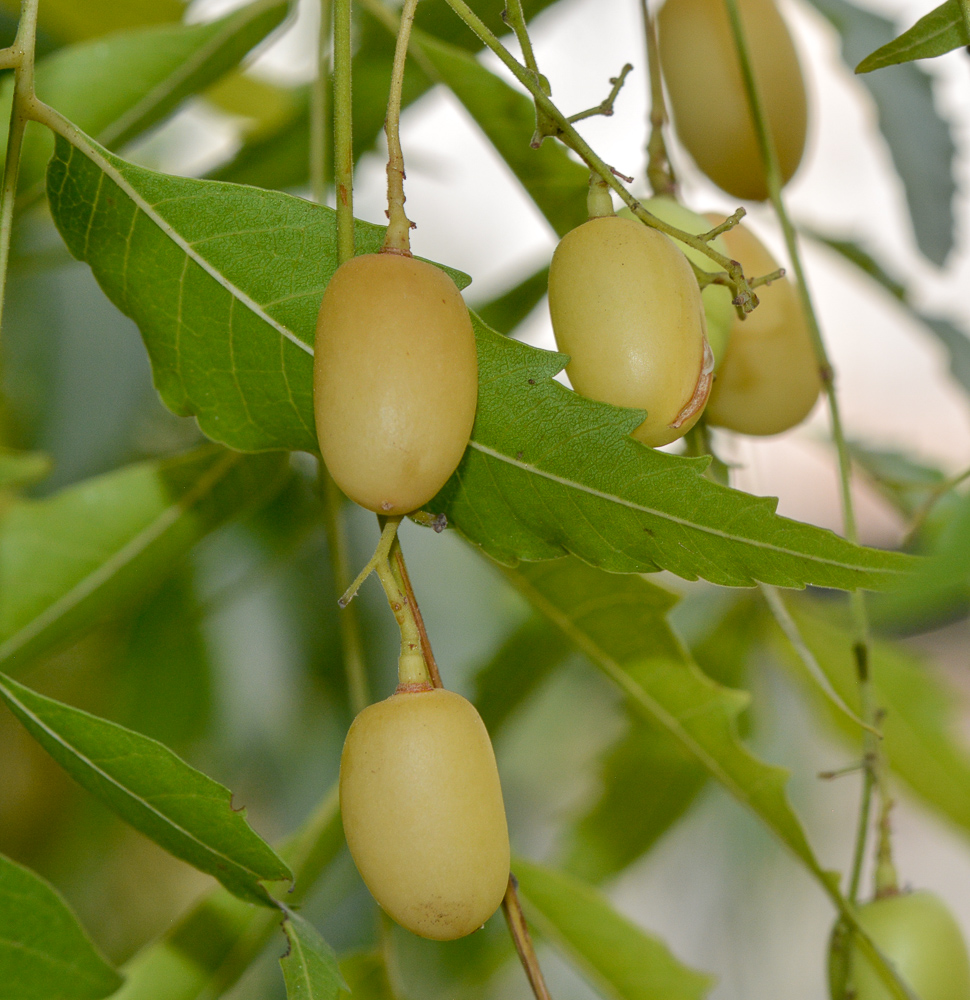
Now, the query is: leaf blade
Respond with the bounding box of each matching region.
[280,912,344,1000]
[0,853,123,1000]
[855,0,970,72]
[0,672,291,906]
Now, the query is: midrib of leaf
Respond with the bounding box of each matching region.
[49,118,312,357]
[471,441,902,580]
[868,7,961,65]
[0,450,238,667]
[0,673,279,888]
[98,0,287,148]
[511,572,763,811]
[284,920,314,997]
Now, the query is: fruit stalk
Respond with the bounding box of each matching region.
[309,0,332,205]
[382,0,420,254]
[503,875,554,1000]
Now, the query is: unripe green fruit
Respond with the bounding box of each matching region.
[339,687,510,941]
[313,253,478,515]
[618,200,733,367]
[548,215,712,448]
[657,0,808,201]
[828,891,970,1000]
[704,220,821,435]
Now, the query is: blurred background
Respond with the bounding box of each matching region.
[0,0,969,998]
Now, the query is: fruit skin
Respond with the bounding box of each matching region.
[657,0,808,201]
[618,199,733,367]
[339,687,510,941]
[548,215,711,448]
[828,891,970,1000]
[704,220,821,435]
[313,253,478,515]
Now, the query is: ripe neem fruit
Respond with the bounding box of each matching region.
[828,891,970,1000]
[705,220,821,435]
[314,253,478,515]
[618,199,733,366]
[657,0,808,201]
[340,687,510,940]
[548,215,712,448]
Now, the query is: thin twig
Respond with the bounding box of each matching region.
[503,874,554,1000]
[503,0,540,78]
[390,539,442,688]
[309,0,332,205]
[333,0,354,262]
[566,63,633,123]
[640,1,675,196]
[903,463,970,545]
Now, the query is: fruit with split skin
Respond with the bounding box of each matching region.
[657,0,808,201]
[339,686,510,941]
[618,198,733,366]
[548,213,713,448]
[704,218,821,435]
[313,252,478,515]
[828,890,970,1000]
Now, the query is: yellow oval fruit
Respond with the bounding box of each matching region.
[313,253,478,515]
[657,0,808,201]
[618,200,733,367]
[828,891,970,1000]
[548,215,712,448]
[705,220,821,435]
[339,687,510,941]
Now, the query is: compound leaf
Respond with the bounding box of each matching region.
[47,128,913,590]
[0,671,291,906]
[0,853,122,1000]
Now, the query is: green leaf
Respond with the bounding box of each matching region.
[561,720,707,884]
[780,599,970,838]
[0,852,122,1000]
[848,442,947,521]
[336,953,397,1000]
[113,788,342,1000]
[856,0,970,72]
[0,447,288,674]
[473,264,549,336]
[434,315,913,590]
[0,670,292,906]
[46,132,467,453]
[0,0,185,45]
[473,615,573,734]
[0,447,52,490]
[5,0,289,197]
[506,559,836,886]
[805,230,906,301]
[513,858,714,1000]
[417,33,589,237]
[280,912,344,1000]
[806,0,956,265]
[47,129,914,590]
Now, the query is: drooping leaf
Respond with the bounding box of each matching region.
[513,858,714,1000]
[5,0,289,199]
[280,912,344,1000]
[473,264,550,337]
[0,671,292,906]
[0,447,288,674]
[113,787,342,1000]
[779,599,970,837]
[804,230,906,300]
[0,852,123,1000]
[561,720,707,884]
[47,128,914,590]
[919,313,970,396]
[417,33,589,237]
[848,442,950,523]
[473,615,573,735]
[856,0,970,72]
[0,447,51,490]
[806,0,956,265]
